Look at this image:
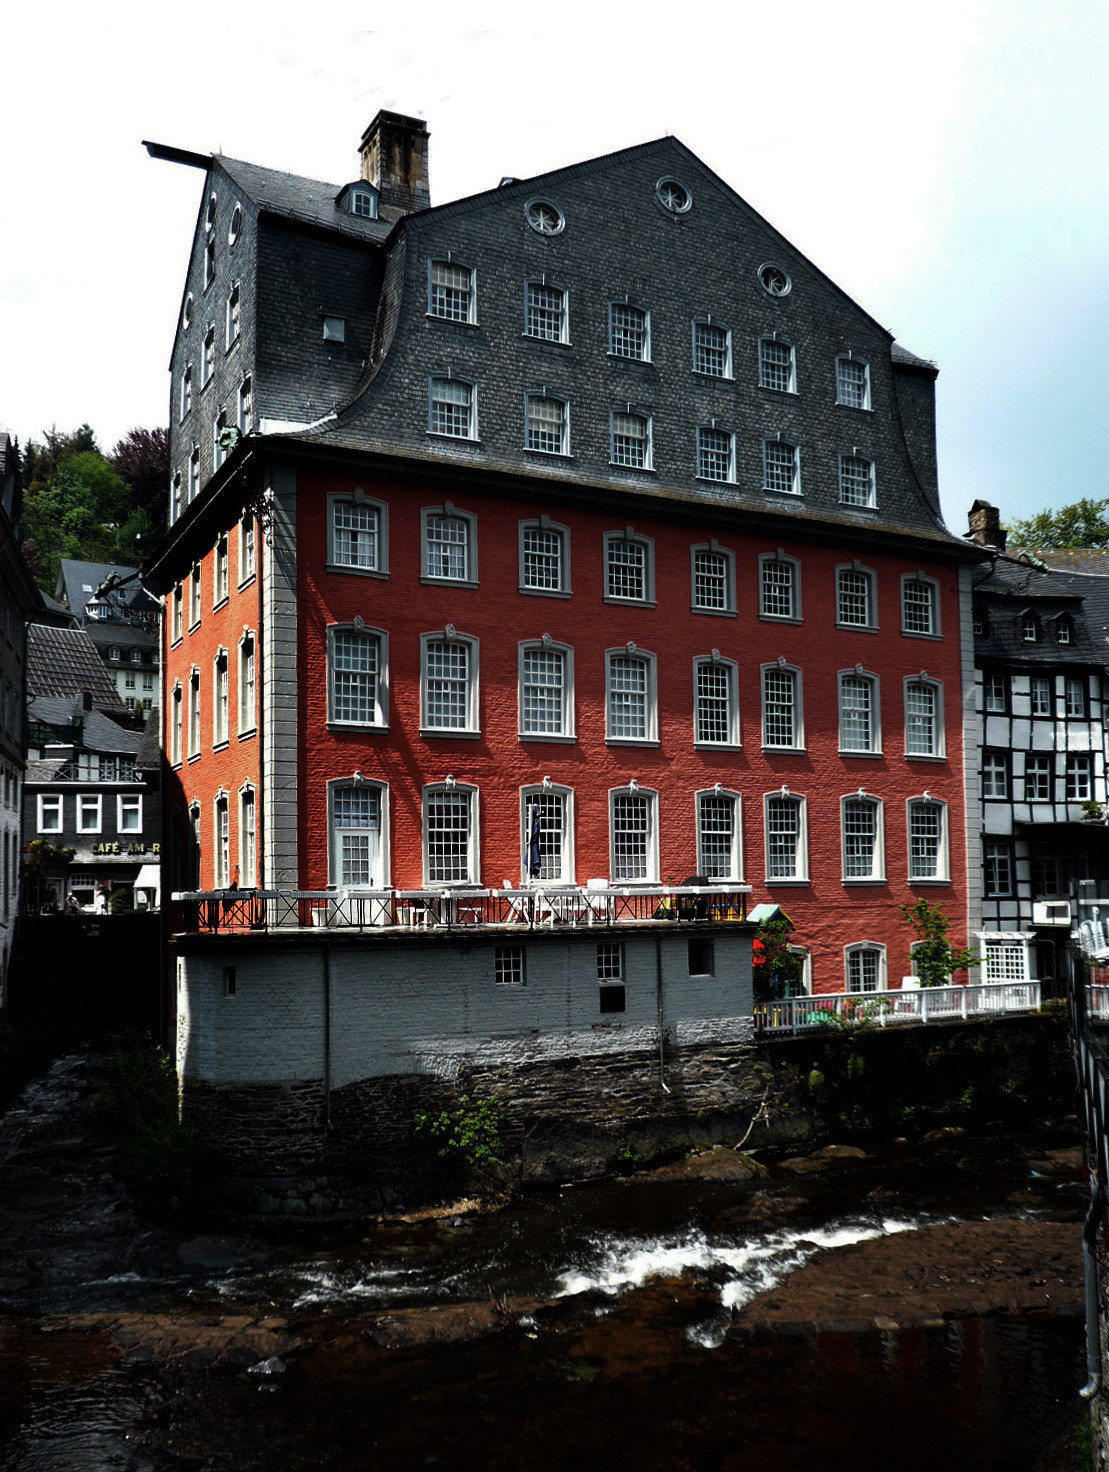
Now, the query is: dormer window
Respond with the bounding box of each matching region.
[339,182,379,219]
[1021,613,1039,642]
[1056,617,1074,645]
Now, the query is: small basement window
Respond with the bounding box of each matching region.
[494,947,525,986]
[597,942,626,1013]
[222,966,237,997]
[688,937,714,976]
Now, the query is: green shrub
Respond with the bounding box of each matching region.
[98,1036,212,1208]
[413,1095,504,1170]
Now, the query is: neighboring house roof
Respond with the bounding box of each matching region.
[56,559,156,619]
[28,696,142,754]
[135,709,162,771]
[971,555,1104,665]
[86,622,159,653]
[217,155,399,243]
[27,623,128,711]
[1019,548,1109,578]
[37,591,78,625]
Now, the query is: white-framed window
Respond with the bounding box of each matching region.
[696,426,734,483]
[842,795,884,882]
[846,944,885,993]
[188,802,201,889]
[1066,676,1088,717]
[1056,617,1074,645]
[838,669,880,753]
[597,942,626,1013]
[696,788,743,880]
[37,794,62,834]
[604,531,654,603]
[189,565,202,627]
[982,749,1009,798]
[428,377,476,439]
[693,657,740,746]
[519,641,573,739]
[239,509,256,583]
[238,375,253,434]
[692,321,731,378]
[610,412,652,470]
[525,198,565,236]
[525,281,567,342]
[763,439,800,495]
[188,668,201,756]
[214,792,230,889]
[172,472,183,522]
[428,259,475,323]
[525,394,569,455]
[422,505,476,584]
[984,672,1008,713]
[609,787,659,882]
[423,783,479,886]
[836,564,876,629]
[349,186,377,219]
[907,798,948,882]
[1066,753,1093,801]
[188,446,200,503]
[984,841,1013,897]
[214,533,229,604]
[691,544,735,614]
[329,493,387,575]
[228,202,242,243]
[835,356,871,410]
[180,364,192,421]
[1021,613,1039,642]
[239,786,256,887]
[203,230,216,289]
[605,647,658,744]
[759,337,796,393]
[494,948,526,986]
[759,553,800,621]
[329,778,387,889]
[609,303,649,360]
[213,649,229,746]
[764,791,808,882]
[238,632,256,734]
[226,282,240,349]
[521,785,573,884]
[904,678,943,758]
[328,625,387,728]
[980,933,1031,982]
[117,794,143,835]
[77,793,102,834]
[124,670,136,691]
[1025,753,1053,800]
[901,575,939,637]
[421,631,479,734]
[839,454,876,509]
[1030,675,1052,716]
[762,663,803,749]
[201,325,215,385]
[519,519,569,595]
[171,683,183,765]
[213,411,229,470]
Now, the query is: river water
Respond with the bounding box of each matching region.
[0,1052,1090,1471]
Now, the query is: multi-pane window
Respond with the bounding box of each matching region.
[836,568,875,627]
[213,652,229,746]
[425,788,475,884]
[611,413,650,469]
[839,455,876,508]
[609,303,649,359]
[1057,619,1073,645]
[605,535,651,601]
[1021,614,1039,642]
[215,534,229,603]
[759,338,795,393]
[611,791,655,881]
[907,800,945,881]
[239,635,255,733]
[1066,677,1087,717]
[846,946,882,993]
[526,395,568,454]
[520,645,569,737]
[697,427,733,483]
[180,365,192,421]
[984,840,1013,897]
[522,789,569,882]
[332,785,381,888]
[694,659,738,745]
[214,796,230,889]
[763,666,799,748]
[189,566,202,626]
[902,579,937,635]
[171,685,183,765]
[495,948,525,986]
[1030,676,1052,715]
[423,637,475,732]
[172,586,183,644]
[905,680,940,757]
[842,797,881,880]
[238,375,253,433]
[188,447,200,503]
[172,473,183,522]
[839,673,877,752]
[226,283,240,348]
[982,750,1009,798]
[329,628,383,726]
[240,789,256,888]
[697,791,741,880]
[597,943,626,1013]
[1025,754,1052,800]
[765,794,805,880]
[520,523,566,593]
[240,510,255,582]
[429,378,475,438]
[188,671,201,756]
[202,326,215,384]
[606,652,654,742]
[332,499,381,571]
[984,672,1007,713]
[763,440,799,495]
[760,558,797,620]
[424,512,472,581]
[525,281,566,341]
[428,260,474,322]
[836,357,870,409]
[691,548,732,612]
[1066,753,1093,801]
[692,321,730,377]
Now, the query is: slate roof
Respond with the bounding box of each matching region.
[28,696,141,754]
[27,623,127,711]
[1020,548,1109,578]
[217,155,399,244]
[135,709,162,771]
[86,622,159,654]
[56,560,153,618]
[971,556,1104,665]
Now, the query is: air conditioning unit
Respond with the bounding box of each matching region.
[1032,901,1072,926]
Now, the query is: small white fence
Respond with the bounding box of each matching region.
[755,980,1042,1035]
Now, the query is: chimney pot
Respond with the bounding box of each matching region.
[968,499,1007,551]
[359,110,430,215]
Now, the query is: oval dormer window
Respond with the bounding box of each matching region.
[758,262,792,298]
[525,199,565,236]
[656,177,691,214]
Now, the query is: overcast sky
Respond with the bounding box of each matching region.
[2,2,1104,538]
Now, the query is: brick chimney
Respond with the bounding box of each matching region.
[967,499,1007,551]
[359,110,430,214]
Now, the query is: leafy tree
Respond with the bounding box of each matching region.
[110,427,170,529]
[900,899,979,988]
[752,915,805,1001]
[1006,498,1109,550]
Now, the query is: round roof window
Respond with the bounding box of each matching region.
[525,199,565,236]
[656,177,692,214]
[758,262,791,297]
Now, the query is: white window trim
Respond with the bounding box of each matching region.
[117,793,143,835]
[524,391,570,456]
[517,640,575,741]
[238,783,257,888]
[426,257,477,325]
[603,529,656,606]
[238,510,256,586]
[523,280,569,344]
[327,776,390,890]
[758,551,802,624]
[758,335,797,393]
[838,453,877,509]
[609,411,654,472]
[835,561,878,632]
[427,376,478,441]
[420,504,478,587]
[188,668,201,759]
[213,790,230,890]
[604,646,659,746]
[422,781,480,888]
[520,784,575,885]
[691,319,732,379]
[238,632,256,737]
[695,787,744,881]
[690,542,736,616]
[327,623,389,730]
[977,932,1032,984]
[37,794,63,834]
[762,438,801,496]
[695,425,736,485]
[903,675,946,760]
[835,354,872,410]
[212,648,230,748]
[607,302,651,361]
[692,655,741,748]
[845,942,887,993]
[420,630,480,737]
[906,796,950,884]
[763,789,809,884]
[901,572,941,639]
[77,793,102,835]
[327,491,389,578]
[517,518,571,598]
[225,281,241,350]
[608,785,660,884]
[171,682,183,766]
[213,534,229,608]
[760,660,805,751]
[840,794,885,884]
[837,667,882,755]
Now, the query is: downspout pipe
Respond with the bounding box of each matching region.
[323,943,332,1134]
[1081,1174,1102,1399]
[656,932,669,1094]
